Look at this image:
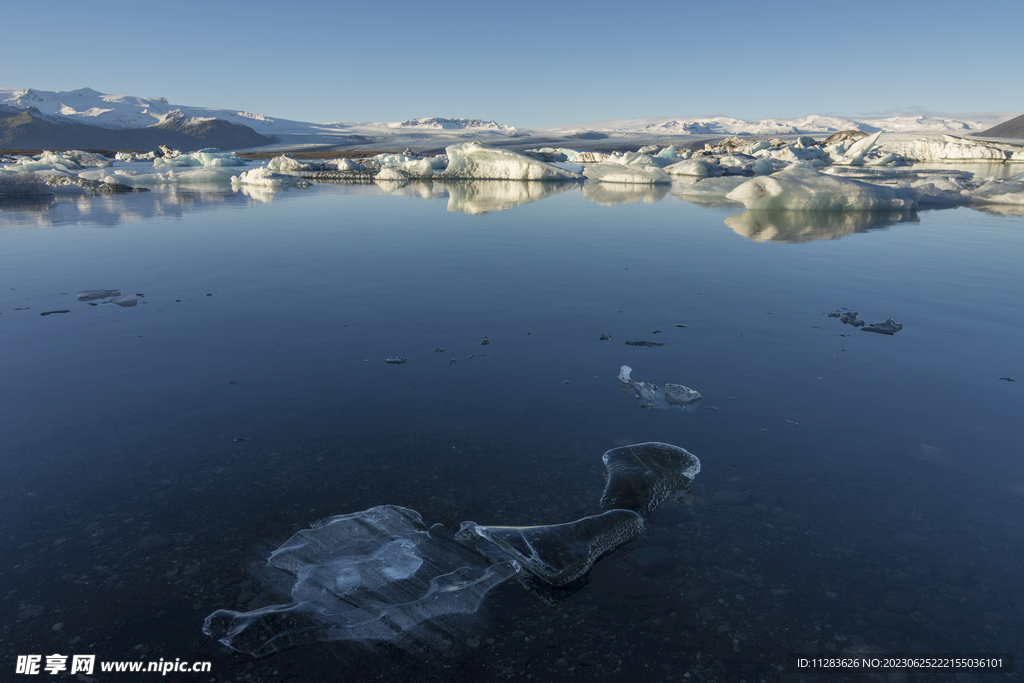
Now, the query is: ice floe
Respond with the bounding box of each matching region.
[600,442,701,514]
[618,365,701,410]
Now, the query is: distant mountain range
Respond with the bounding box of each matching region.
[1,87,1021,153]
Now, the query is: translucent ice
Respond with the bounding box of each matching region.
[600,442,701,515]
[153,149,247,168]
[231,167,310,188]
[618,365,701,410]
[455,510,645,586]
[584,162,671,184]
[109,293,137,307]
[203,506,519,657]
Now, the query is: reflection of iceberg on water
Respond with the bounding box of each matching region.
[725,209,916,243]
[443,180,576,215]
[671,176,748,208]
[582,181,670,206]
[205,440,702,656]
[203,506,519,657]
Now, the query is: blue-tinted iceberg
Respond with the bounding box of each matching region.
[153,148,247,168]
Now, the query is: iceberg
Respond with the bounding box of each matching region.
[600,442,701,515]
[439,142,581,181]
[231,167,310,188]
[456,510,645,586]
[109,293,138,307]
[726,163,916,211]
[203,506,519,657]
[664,159,723,177]
[266,155,318,173]
[153,149,247,168]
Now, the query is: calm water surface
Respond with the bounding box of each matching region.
[2,180,1022,682]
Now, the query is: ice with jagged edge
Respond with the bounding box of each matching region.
[618,365,702,410]
[455,510,645,586]
[203,506,519,657]
[439,142,582,181]
[152,148,247,168]
[600,442,701,515]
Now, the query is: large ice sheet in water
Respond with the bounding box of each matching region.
[203,506,519,657]
[455,510,644,586]
[726,163,915,211]
[439,142,581,181]
[601,442,701,515]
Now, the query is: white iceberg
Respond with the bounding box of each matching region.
[726,163,916,211]
[439,142,582,181]
[153,148,247,168]
[266,155,318,173]
[664,159,722,177]
[330,158,365,171]
[231,167,310,188]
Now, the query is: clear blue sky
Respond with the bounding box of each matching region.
[3,0,1021,127]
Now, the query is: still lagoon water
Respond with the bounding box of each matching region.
[1,179,1022,682]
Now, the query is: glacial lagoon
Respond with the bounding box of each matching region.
[2,180,1022,682]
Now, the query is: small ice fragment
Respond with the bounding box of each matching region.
[599,334,612,341]
[861,318,902,335]
[625,340,665,347]
[39,310,70,316]
[77,289,121,301]
[433,347,446,352]
[109,294,138,307]
[664,384,702,407]
[385,357,408,364]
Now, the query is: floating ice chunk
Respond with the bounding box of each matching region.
[584,162,671,184]
[153,149,247,168]
[204,506,519,657]
[664,384,702,407]
[655,145,679,159]
[77,289,121,301]
[600,442,701,515]
[331,158,365,171]
[80,167,243,186]
[841,131,882,160]
[618,365,700,410]
[455,510,644,586]
[439,142,581,181]
[862,317,903,335]
[375,167,409,182]
[109,293,138,307]
[266,155,318,173]
[664,159,716,177]
[231,167,310,188]
[726,163,916,211]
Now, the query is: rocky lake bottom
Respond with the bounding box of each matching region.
[1,181,1021,682]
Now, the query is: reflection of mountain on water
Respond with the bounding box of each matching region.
[724,209,918,243]
[0,188,253,230]
[441,180,577,215]
[582,182,670,206]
